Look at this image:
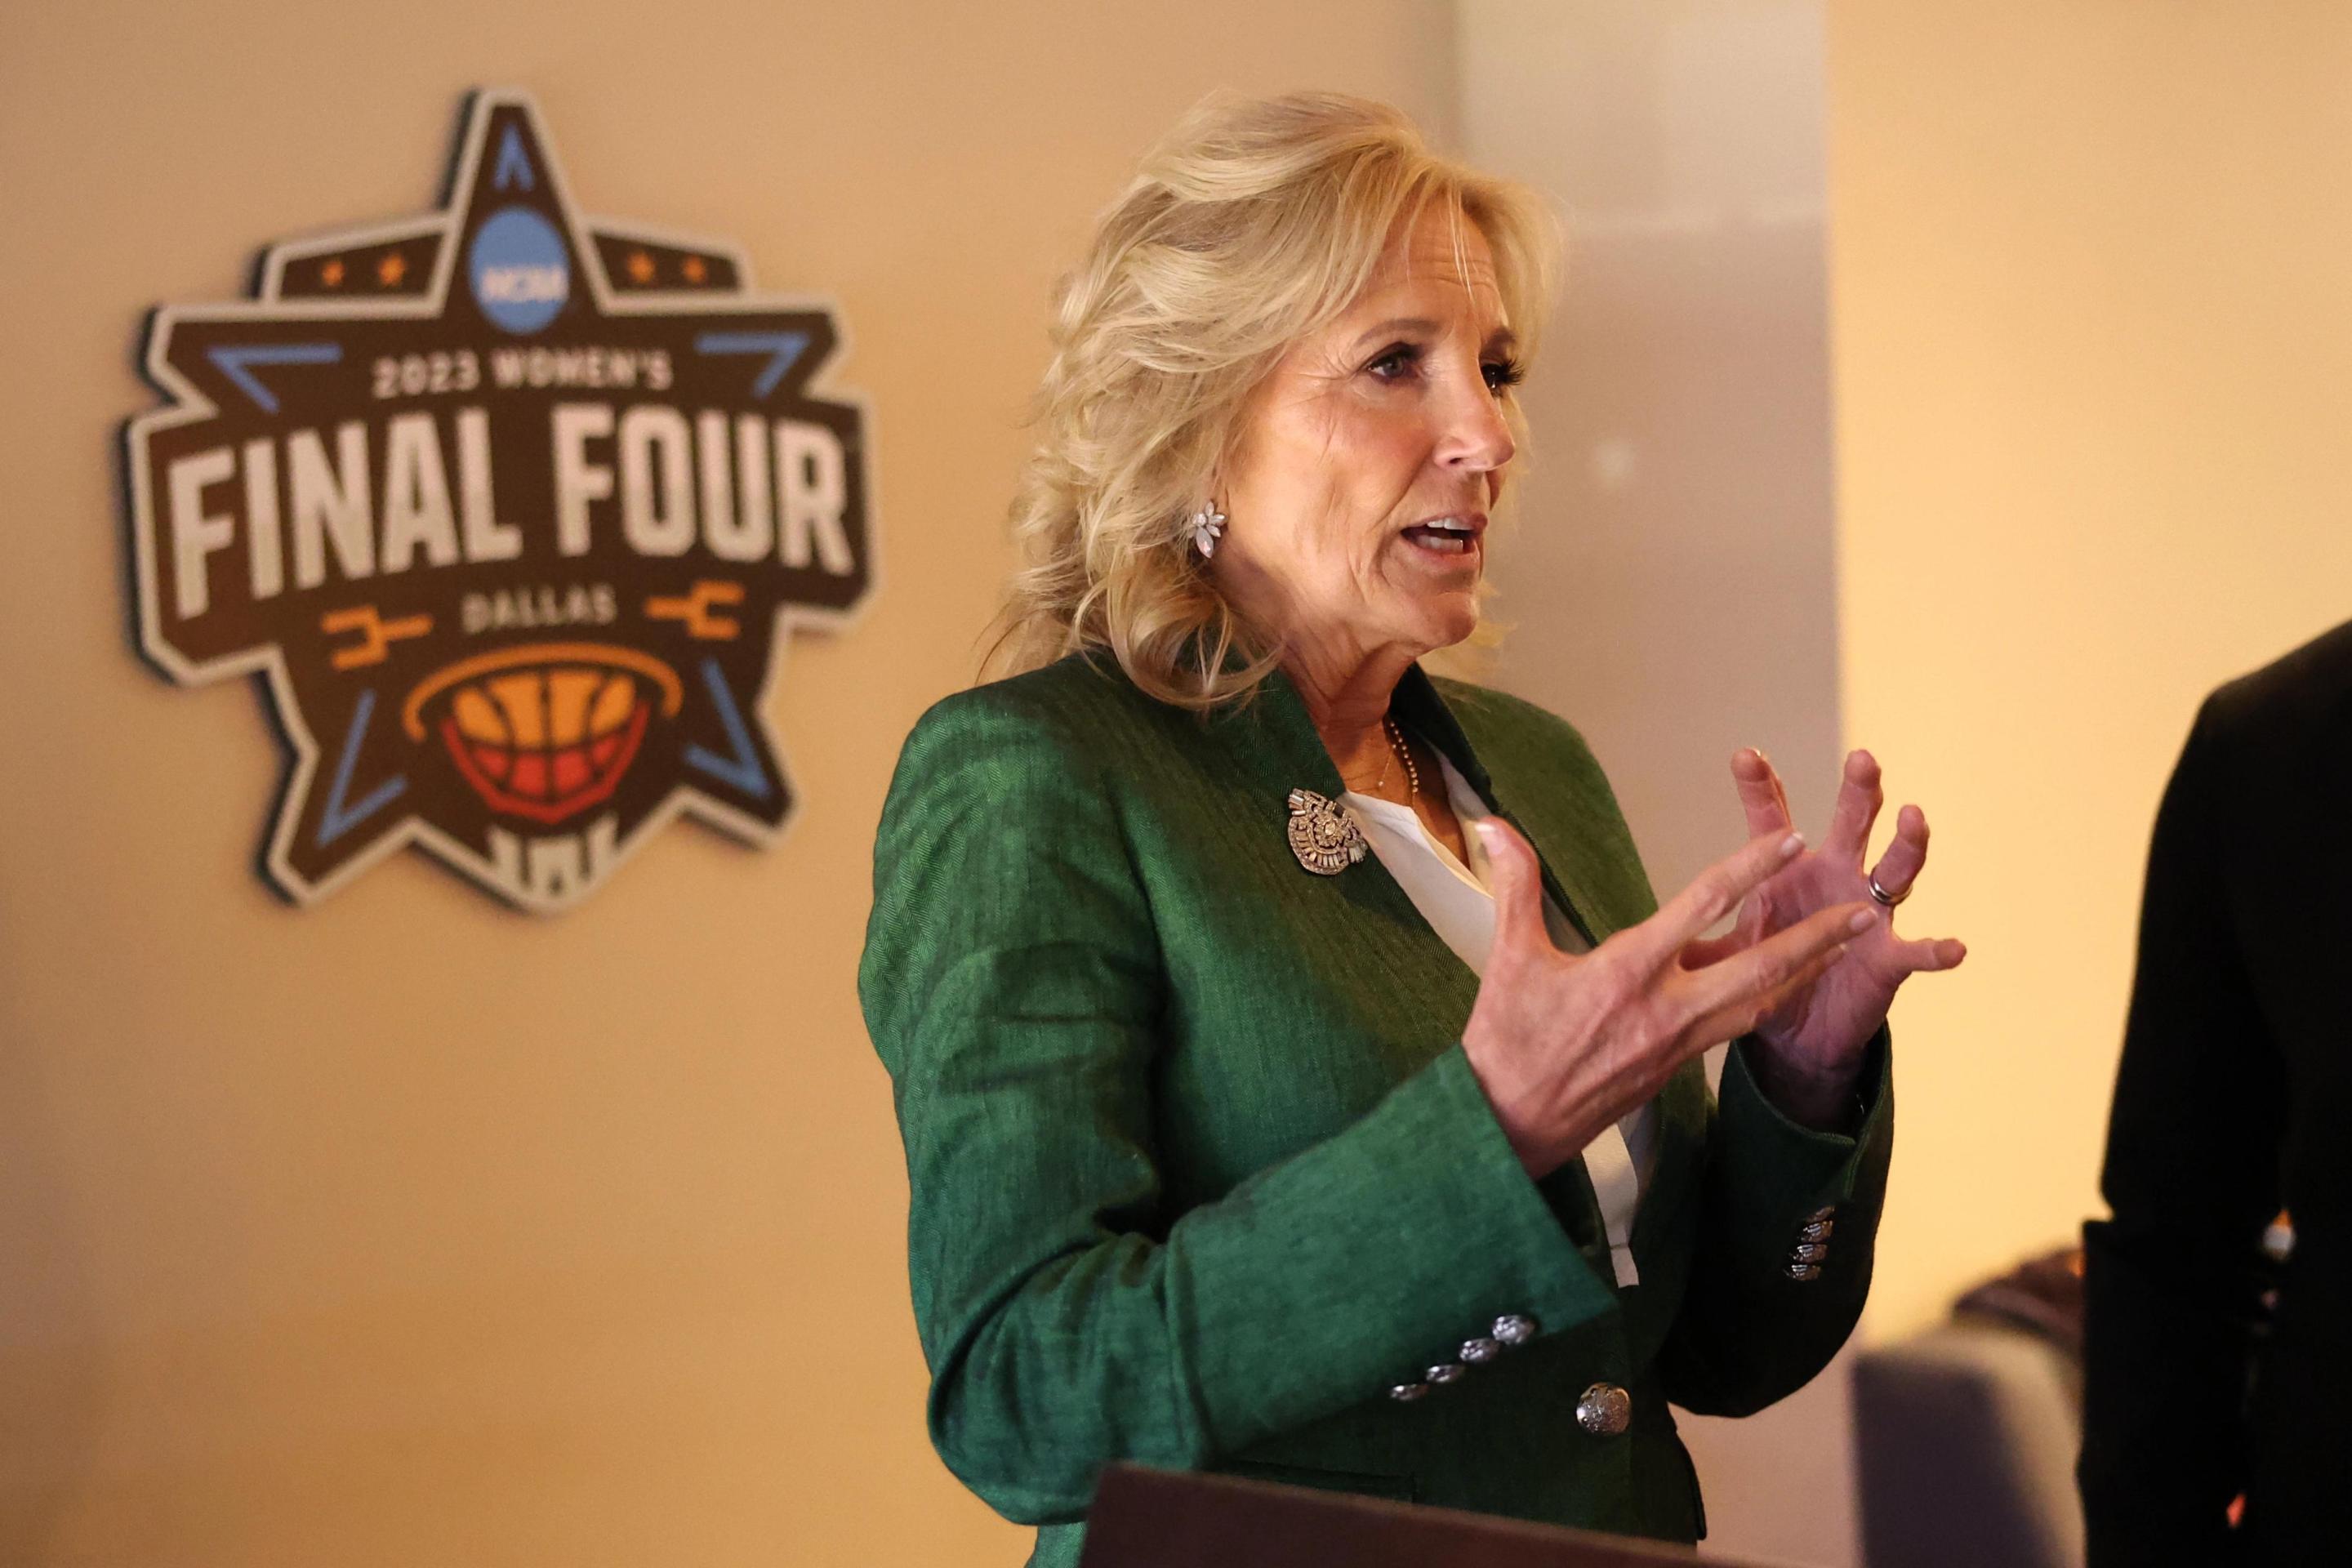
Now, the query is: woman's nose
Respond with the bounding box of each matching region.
[1436,371,1516,473]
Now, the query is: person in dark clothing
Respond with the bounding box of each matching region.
[2081,620,2352,1566]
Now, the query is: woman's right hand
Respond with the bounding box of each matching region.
[1461,818,1878,1178]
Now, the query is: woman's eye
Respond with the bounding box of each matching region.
[1365,344,1520,391]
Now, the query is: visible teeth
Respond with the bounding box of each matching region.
[1401,517,1477,555]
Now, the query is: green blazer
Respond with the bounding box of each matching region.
[860,653,1891,1567]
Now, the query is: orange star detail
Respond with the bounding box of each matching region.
[376,252,408,287]
[626,250,655,284]
[681,255,707,285]
[319,258,345,287]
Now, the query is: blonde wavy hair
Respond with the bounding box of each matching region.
[987,90,1561,709]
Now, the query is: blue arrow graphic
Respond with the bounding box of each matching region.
[316,689,408,847]
[493,124,536,190]
[207,342,342,414]
[694,331,808,399]
[684,658,771,799]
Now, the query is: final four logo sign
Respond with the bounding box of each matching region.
[125,92,873,910]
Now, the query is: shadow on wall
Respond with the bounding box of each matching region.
[1463,0,1847,904]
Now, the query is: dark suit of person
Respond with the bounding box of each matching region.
[2082,620,2352,1566]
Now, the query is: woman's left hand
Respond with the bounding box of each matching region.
[1680,748,1967,1129]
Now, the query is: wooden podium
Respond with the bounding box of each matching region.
[1080,1464,1748,1566]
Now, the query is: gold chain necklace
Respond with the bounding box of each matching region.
[1342,717,1420,802]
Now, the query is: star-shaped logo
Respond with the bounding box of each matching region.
[124,91,875,911]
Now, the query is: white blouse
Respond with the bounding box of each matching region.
[1343,755,1659,1288]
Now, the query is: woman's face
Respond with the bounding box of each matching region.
[1215,205,1521,675]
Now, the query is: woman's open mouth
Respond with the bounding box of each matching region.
[1401,514,1484,557]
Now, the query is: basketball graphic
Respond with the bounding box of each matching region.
[403,644,684,826]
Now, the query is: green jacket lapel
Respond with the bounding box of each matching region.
[1198,662,1713,1273]
[1392,665,1614,945]
[1200,666,1479,1016]
[1397,665,1713,1288]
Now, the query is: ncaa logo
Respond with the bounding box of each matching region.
[469,205,569,333]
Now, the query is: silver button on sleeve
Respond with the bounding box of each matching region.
[1388,1381,1430,1403]
[1425,1362,1467,1385]
[1459,1336,1501,1365]
[1490,1313,1539,1347]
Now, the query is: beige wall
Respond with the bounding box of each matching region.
[1828,0,2352,1334]
[0,6,1452,1563]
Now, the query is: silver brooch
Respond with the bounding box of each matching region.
[1285,788,1367,875]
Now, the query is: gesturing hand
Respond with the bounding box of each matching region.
[1462,818,1881,1179]
[1680,749,1967,1129]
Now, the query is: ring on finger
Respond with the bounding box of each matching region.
[1867,872,1910,909]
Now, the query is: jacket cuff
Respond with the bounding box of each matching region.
[1716,1027,1894,1236]
[1180,1042,1622,1446]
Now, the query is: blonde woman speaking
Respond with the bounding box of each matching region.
[860,91,1965,1566]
